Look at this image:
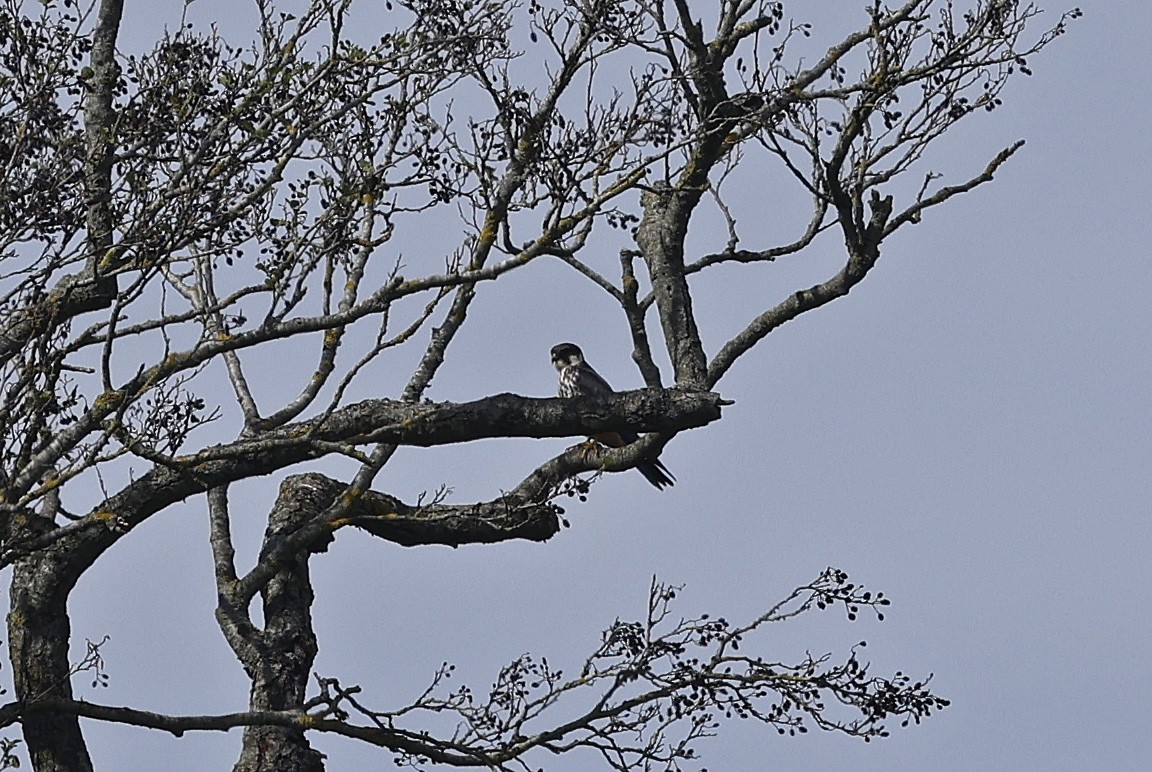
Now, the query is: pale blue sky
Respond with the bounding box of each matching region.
[37,2,1152,770]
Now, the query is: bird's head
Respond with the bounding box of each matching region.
[550,342,584,371]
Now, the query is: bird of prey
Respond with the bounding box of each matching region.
[550,342,675,489]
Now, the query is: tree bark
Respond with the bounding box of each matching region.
[7,518,93,772]
[232,478,324,772]
[635,184,708,388]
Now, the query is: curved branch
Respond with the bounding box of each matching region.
[241,471,561,554]
[706,193,892,388]
[619,249,663,388]
[236,431,687,600]
[883,140,1024,236]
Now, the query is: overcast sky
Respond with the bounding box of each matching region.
[26,1,1151,770]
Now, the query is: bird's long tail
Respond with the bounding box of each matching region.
[637,458,675,489]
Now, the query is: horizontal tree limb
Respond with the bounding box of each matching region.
[0,697,475,766]
[1,389,724,571]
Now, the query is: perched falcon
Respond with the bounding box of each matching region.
[550,342,675,489]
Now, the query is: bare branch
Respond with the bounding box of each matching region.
[2,569,947,769]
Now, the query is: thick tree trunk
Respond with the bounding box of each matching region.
[635,183,709,389]
[232,480,323,772]
[7,524,93,772]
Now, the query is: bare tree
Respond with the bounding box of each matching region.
[0,0,1076,769]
